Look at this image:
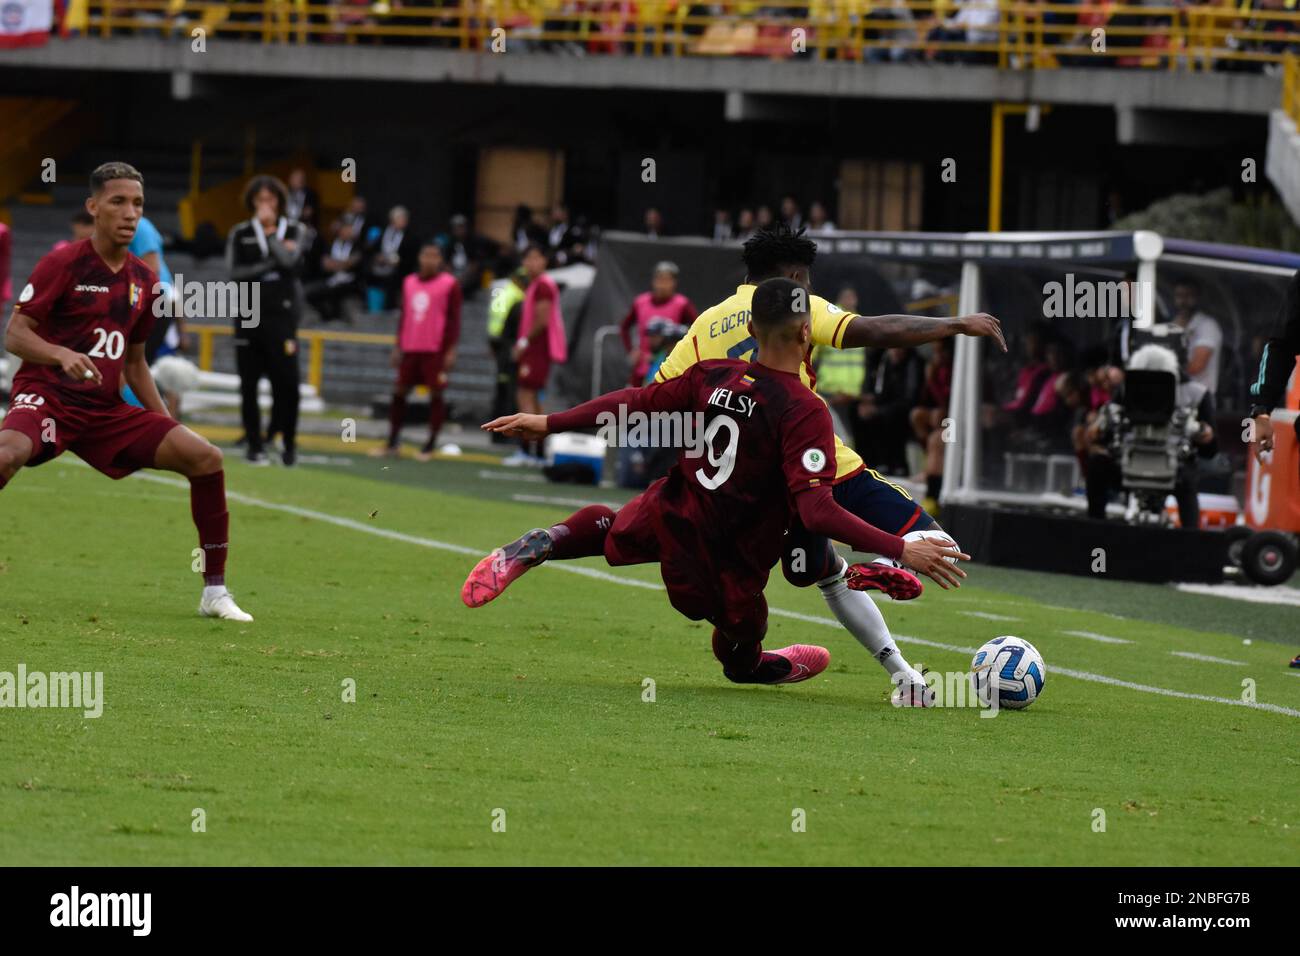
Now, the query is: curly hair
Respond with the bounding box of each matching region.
[741,223,818,281]
[241,174,289,216]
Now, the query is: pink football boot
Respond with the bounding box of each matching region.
[764,644,831,684]
[845,562,923,601]
[461,528,553,608]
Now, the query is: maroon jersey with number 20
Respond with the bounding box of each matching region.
[9,238,160,407]
[546,358,838,630]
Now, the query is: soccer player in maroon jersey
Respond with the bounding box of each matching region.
[0,162,253,622]
[462,278,966,686]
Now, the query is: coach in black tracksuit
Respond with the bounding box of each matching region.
[1249,269,1300,464]
[226,175,311,467]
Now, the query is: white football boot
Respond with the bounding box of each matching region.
[199,587,254,622]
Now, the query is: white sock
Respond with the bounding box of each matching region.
[817,557,922,682]
[202,585,228,600]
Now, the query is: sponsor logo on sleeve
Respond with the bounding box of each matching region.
[802,448,827,471]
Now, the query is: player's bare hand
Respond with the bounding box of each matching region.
[901,536,970,589]
[958,313,1007,353]
[58,348,102,385]
[483,413,547,441]
[1253,414,1274,463]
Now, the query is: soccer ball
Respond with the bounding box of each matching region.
[971,636,1046,710]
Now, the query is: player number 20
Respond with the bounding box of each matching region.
[694,415,739,491]
[88,328,125,361]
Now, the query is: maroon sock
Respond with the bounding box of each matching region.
[190,470,229,586]
[546,505,615,560]
[424,393,445,452]
[387,392,407,447]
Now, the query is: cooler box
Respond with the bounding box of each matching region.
[545,432,607,483]
[1245,408,1300,533]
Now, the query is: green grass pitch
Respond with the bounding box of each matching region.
[1,445,1297,866]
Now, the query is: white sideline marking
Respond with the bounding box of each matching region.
[511,493,623,510]
[1170,651,1248,666]
[102,467,1300,720]
[1175,582,1300,607]
[1061,630,1133,645]
[959,611,1020,622]
[476,469,548,484]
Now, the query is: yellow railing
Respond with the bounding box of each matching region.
[1286,53,1300,125]
[70,1,1300,71]
[190,323,395,393]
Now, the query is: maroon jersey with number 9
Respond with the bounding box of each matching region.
[11,238,159,408]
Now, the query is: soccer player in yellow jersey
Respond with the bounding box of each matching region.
[655,225,1007,703]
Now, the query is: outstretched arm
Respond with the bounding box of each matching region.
[483,368,699,440]
[839,312,1007,353]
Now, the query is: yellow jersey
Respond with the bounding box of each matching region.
[654,284,865,481]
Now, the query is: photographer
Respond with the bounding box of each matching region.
[1085,343,1217,528]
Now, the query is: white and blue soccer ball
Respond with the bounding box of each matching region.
[971,636,1046,710]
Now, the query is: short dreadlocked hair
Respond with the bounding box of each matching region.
[741,223,817,282]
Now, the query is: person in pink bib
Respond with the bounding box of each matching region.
[373,240,462,460]
[619,260,697,387]
[504,244,568,466]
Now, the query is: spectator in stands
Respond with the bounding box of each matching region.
[365,205,418,311]
[227,174,310,467]
[1171,278,1223,394]
[341,195,370,241]
[487,268,529,442]
[372,240,461,461]
[619,260,698,386]
[755,204,775,230]
[643,206,664,238]
[439,213,495,294]
[929,0,1000,64]
[806,200,836,234]
[546,203,582,264]
[712,208,733,242]
[1002,323,1052,426]
[285,168,318,227]
[734,207,757,242]
[861,346,924,475]
[504,243,568,466]
[780,195,803,231]
[910,337,954,514]
[512,204,545,257]
[306,219,363,322]
[53,210,95,251]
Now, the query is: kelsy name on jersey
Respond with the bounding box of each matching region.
[707,387,757,418]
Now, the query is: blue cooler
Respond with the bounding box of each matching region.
[545,432,607,484]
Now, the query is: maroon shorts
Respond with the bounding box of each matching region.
[1,391,179,480]
[396,351,446,392]
[516,343,551,391]
[604,480,769,642]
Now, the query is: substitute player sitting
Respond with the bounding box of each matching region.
[0,162,252,622]
[462,278,966,686]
